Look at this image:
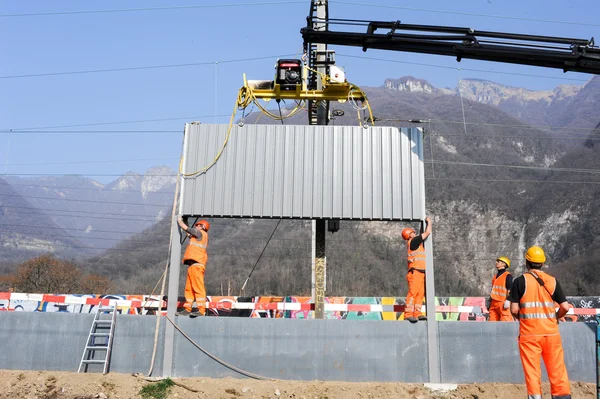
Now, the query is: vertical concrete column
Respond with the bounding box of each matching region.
[314,220,326,319]
[312,0,328,321]
[424,237,440,383]
[162,217,182,377]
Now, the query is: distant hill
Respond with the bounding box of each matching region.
[0,177,84,263]
[3,166,176,259]
[2,76,599,297]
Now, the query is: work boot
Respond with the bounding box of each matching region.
[190,310,200,318]
[418,315,427,321]
[406,317,418,323]
[176,310,191,317]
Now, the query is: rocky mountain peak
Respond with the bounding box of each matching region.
[384,76,437,93]
[108,171,141,191]
[141,166,177,199]
[455,79,580,106]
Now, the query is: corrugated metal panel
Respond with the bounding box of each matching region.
[180,124,425,220]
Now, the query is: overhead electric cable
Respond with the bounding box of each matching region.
[0,192,170,206]
[425,177,600,185]
[0,181,174,194]
[0,115,228,131]
[337,54,591,82]
[0,54,296,79]
[0,230,132,242]
[0,1,305,18]
[3,1,596,28]
[0,223,163,235]
[0,130,180,134]
[0,173,177,177]
[330,1,600,27]
[0,204,164,219]
[427,159,600,174]
[1,157,179,166]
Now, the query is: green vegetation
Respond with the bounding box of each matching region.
[139,378,175,399]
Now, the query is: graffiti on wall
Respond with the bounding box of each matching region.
[1,293,598,322]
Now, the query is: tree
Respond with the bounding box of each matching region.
[9,254,112,294]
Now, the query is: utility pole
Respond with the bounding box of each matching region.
[307,0,330,319]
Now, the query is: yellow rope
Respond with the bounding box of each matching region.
[179,71,375,178]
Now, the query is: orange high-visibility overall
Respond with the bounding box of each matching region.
[518,271,571,399]
[405,237,426,319]
[182,230,208,315]
[489,271,513,321]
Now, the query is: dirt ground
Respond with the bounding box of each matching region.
[0,370,595,399]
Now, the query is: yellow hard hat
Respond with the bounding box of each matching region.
[525,246,546,263]
[496,256,511,268]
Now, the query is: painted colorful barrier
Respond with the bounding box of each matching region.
[1,292,599,322]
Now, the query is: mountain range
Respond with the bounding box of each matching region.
[1,76,599,296]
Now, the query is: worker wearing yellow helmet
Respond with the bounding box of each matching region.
[487,256,514,322]
[508,246,571,399]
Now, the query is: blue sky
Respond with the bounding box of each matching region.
[1,0,599,183]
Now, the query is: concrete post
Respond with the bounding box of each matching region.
[162,216,182,377]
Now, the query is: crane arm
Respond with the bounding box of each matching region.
[301,19,600,74]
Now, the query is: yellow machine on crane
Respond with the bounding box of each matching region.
[235,57,374,126]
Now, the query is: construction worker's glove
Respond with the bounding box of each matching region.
[503,300,510,309]
[485,298,491,310]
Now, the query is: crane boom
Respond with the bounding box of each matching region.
[301,19,600,74]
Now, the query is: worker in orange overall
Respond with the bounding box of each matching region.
[401,216,432,323]
[488,256,514,321]
[177,216,210,316]
[509,246,571,399]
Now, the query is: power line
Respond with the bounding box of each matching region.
[430,134,600,141]
[0,54,296,79]
[0,192,171,207]
[426,119,600,133]
[4,158,600,180]
[427,159,600,174]
[0,2,305,18]
[331,1,600,27]
[0,130,180,135]
[0,115,228,131]
[0,204,163,220]
[3,123,600,137]
[1,158,179,167]
[426,176,600,184]
[0,173,178,178]
[0,180,174,195]
[0,223,160,235]
[3,0,596,28]
[337,54,592,82]
[1,211,159,223]
[0,229,125,242]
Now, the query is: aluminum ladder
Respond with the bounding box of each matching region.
[77,304,117,374]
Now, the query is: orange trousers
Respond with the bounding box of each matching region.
[405,270,425,319]
[488,299,513,321]
[518,334,571,399]
[184,263,206,315]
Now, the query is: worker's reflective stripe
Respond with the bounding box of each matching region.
[490,272,511,301]
[189,241,207,249]
[551,395,572,399]
[408,251,426,262]
[520,302,554,310]
[519,313,556,319]
[407,239,426,270]
[528,394,542,399]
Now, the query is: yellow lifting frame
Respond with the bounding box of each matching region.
[242,73,367,102]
